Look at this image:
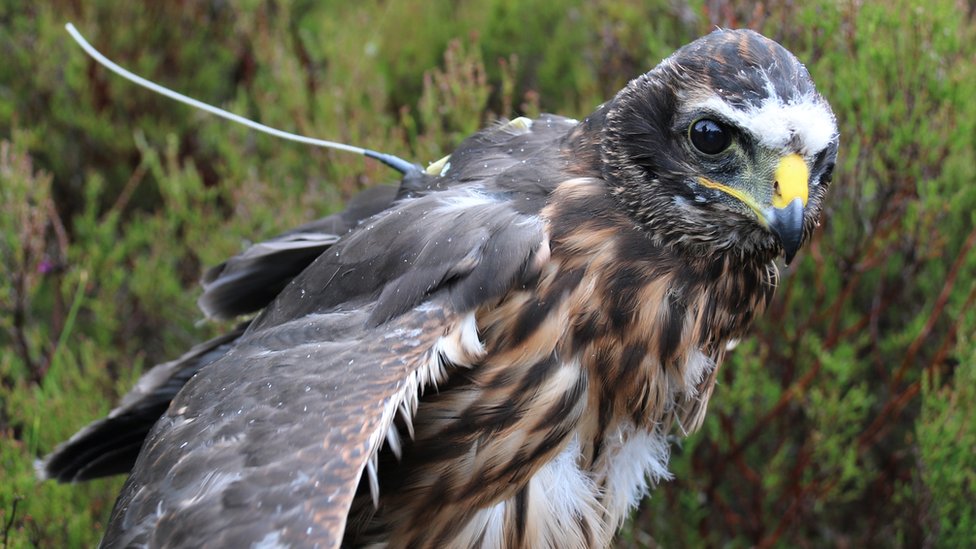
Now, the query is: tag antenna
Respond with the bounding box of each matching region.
[64,23,418,175]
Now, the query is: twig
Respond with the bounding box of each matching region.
[857,381,921,451]
[2,495,22,548]
[44,270,89,383]
[892,225,976,388]
[109,161,148,215]
[726,359,821,462]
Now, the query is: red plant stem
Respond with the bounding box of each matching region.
[727,360,821,462]
[892,225,976,389]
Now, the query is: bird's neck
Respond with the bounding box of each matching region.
[535,176,778,435]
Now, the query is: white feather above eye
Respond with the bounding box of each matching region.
[699,89,837,157]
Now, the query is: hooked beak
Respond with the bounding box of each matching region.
[765,198,804,265]
[764,153,808,265]
[697,153,810,264]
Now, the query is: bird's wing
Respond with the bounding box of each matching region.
[41,184,406,482]
[99,116,576,547]
[198,183,401,319]
[195,114,559,321]
[37,326,245,482]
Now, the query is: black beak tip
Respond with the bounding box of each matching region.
[769,198,805,266]
[783,246,799,266]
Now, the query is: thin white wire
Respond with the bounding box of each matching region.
[64,22,367,156]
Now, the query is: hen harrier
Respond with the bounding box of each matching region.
[42,28,837,548]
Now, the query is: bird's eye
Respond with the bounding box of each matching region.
[689,119,732,155]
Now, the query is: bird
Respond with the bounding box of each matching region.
[40,28,838,548]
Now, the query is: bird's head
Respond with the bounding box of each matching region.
[599,28,838,265]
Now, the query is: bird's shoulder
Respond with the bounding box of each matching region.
[250,114,581,331]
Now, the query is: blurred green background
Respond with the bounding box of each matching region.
[2,1,974,547]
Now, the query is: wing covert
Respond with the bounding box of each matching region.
[101,171,549,547]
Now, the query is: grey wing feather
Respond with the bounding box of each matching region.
[101,308,443,547]
[43,184,407,483]
[38,326,245,482]
[199,184,400,319]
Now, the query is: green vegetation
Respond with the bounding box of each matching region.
[2,1,973,546]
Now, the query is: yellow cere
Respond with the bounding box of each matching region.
[773,153,809,208]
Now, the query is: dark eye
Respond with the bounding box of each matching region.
[689,119,732,155]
